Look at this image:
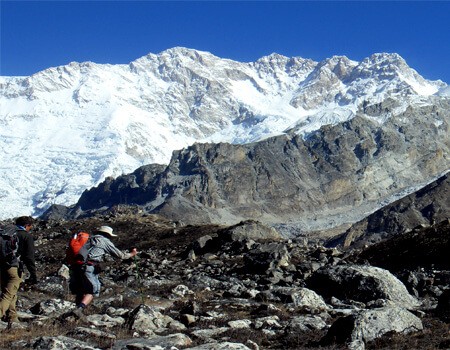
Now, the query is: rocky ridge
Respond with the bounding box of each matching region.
[0,213,449,350]
[45,97,450,235]
[329,173,449,247]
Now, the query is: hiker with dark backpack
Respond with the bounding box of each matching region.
[67,225,137,319]
[0,216,37,324]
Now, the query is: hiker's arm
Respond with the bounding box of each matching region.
[105,241,136,260]
[22,234,38,282]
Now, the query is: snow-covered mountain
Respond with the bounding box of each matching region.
[0,47,447,219]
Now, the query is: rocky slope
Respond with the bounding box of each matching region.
[44,97,450,235]
[331,173,449,247]
[0,213,449,350]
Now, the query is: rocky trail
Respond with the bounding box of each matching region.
[1,211,449,350]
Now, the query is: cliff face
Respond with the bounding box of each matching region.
[150,104,448,230]
[76,164,166,210]
[56,97,449,235]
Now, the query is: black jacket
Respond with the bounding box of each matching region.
[14,228,37,281]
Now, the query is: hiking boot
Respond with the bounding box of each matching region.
[71,307,86,321]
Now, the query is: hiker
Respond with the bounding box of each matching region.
[68,225,137,319]
[0,216,37,324]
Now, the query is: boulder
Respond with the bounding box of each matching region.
[291,288,329,310]
[243,242,290,274]
[287,315,328,332]
[188,342,252,350]
[322,306,423,349]
[29,336,101,350]
[127,304,186,335]
[85,314,125,328]
[225,220,282,242]
[30,299,74,316]
[306,264,420,309]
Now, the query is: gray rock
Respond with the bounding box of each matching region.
[112,333,192,350]
[307,264,420,309]
[30,299,74,316]
[226,220,282,242]
[322,306,423,349]
[0,320,28,330]
[34,276,67,295]
[57,264,71,280]
[254,315,283,330]
[106,306,130,317]
[246,339,260,350]
[85,314,126,327]
[291,287,329,310]
[228,319,252,329]
[29,336,101,350]
[171,284,194,298]
[69,326,116,340]
[191,327,230,341]
[287,315,328,332]
[188,342,252,350]
[127,304,186,335]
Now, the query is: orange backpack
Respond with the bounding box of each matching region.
[66,231,92,265]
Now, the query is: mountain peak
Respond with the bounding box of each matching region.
[256,53,291,63]
[0,48,447,219]
[367,52,405,63]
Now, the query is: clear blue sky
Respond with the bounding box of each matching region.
[1,1,449,83]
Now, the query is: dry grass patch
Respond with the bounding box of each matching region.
[0,320,68,349]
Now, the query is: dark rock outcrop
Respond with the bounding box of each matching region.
[77,164,166,210]
[354,220,450,271]
[333,174,449,247]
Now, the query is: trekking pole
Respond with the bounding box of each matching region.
[133,254,146,305]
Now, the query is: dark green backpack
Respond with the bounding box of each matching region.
[0,225,19,264]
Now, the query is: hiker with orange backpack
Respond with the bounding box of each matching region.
[67,225,137,319]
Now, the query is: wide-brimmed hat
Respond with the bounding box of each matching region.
[96,226,117,237]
